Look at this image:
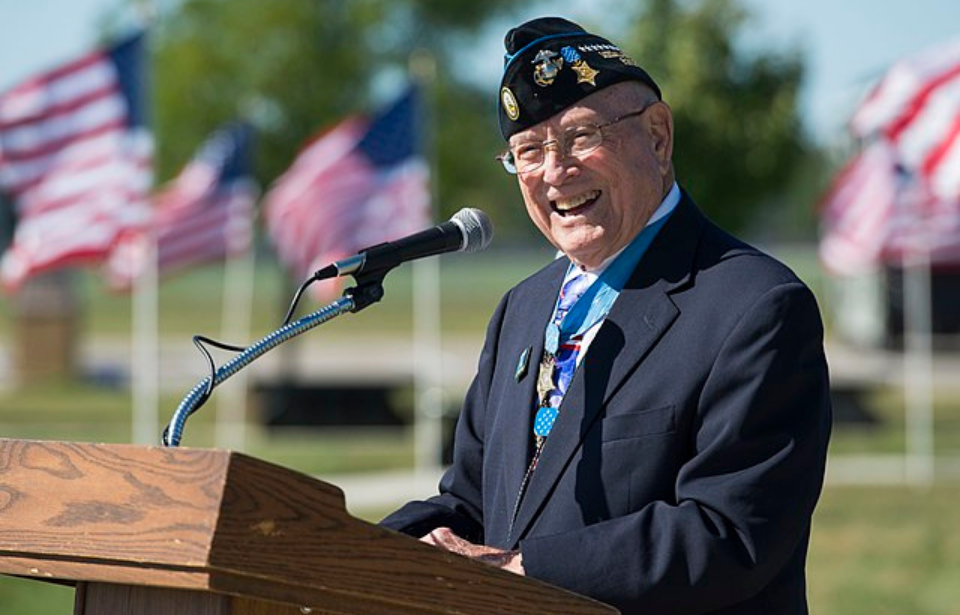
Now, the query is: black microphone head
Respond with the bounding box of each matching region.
[451,208,494,253]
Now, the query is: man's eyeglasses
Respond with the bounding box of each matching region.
[496,102,657,175]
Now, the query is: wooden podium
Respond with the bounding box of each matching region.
[0,439,617,614]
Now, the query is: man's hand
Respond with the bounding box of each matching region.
[420,527,525,575]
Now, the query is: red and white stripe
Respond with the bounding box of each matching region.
[818,142,900,275]
[264,119,430,285]
[156,185,254,271]
[819,140,960,273]
[104,132,258,289]
[851,38,960,202]
[851,39,960,137]
[0,42,152,290]
[880,173,960,265]
[264,119,366,274]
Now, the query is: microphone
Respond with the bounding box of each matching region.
[316,208,494,279]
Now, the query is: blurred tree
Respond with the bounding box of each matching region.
[148,0,815,242]
[154,1,377,184]
[149,0,522,230]
[622,0,815,234]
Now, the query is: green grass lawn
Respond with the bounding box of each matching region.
[810,485,960,615]
[830,387,960,457]
[0,249,555,339]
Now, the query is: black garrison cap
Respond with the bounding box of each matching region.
[498,16,661,140]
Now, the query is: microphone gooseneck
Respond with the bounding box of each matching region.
[164,208,494,447]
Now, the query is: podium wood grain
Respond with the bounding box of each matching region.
[0,439,617,614]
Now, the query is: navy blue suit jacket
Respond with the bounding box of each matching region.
[382,193,832,614]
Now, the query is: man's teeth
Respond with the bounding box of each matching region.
[555,190,600,212]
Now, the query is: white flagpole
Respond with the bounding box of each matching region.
[902,246,935,485]
[215,205,257,451]
[413,255,444,473]
[132,232,159,445]
[131,0,159,446]
[411,51,445,473]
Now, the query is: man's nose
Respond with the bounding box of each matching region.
[541,141,574,183]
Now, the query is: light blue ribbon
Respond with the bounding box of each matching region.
[544,212,671,356]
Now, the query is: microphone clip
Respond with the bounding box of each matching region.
[311,250,390,314]
[344,268,388,313]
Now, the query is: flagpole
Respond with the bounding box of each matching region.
[129,0,160,446]
[902,245,935,485]
[132,232,159,444]
[215,213,257,451]
[413,251,444,473]
[410,51,445,474]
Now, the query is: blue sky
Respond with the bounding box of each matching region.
[2,0,959,144]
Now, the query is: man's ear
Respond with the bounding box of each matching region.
[645,102,674,174]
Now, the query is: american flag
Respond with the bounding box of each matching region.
[263,86,431,289]
[818,142,900,275]
[105,122,258,288]
[819,142,960,274]
[0,34,153,290]
[820,38,960,273]
[851,38,960,201]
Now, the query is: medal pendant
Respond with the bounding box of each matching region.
[534,405,559,439]
[536,353,556,403]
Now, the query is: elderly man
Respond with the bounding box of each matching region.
[381,16,832,615]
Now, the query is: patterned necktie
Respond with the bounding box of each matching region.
[534,272,591,441]
[550,272,591,395]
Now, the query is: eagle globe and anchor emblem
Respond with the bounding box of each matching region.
[532,49,563,87]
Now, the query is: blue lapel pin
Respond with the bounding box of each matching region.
[515,346,532,382]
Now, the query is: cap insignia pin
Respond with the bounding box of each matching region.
[571,61,599,85]
[532,49,563,87]
[501,86,520,121]
[560,46,599,86]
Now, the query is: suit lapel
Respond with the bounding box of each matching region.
[508,194,704,545]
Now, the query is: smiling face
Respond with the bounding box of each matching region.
[511,82,675,269]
